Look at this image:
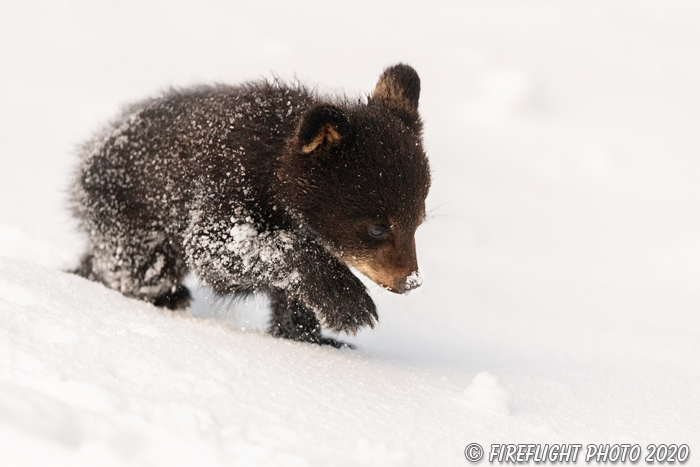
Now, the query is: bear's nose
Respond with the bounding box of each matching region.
[395,270,422,294]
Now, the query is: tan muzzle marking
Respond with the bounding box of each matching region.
[346,259,420,294]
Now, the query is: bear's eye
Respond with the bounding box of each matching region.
[368,225,388,239]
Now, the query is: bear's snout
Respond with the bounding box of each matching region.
[395,270,423,294]
[344,241,422,295]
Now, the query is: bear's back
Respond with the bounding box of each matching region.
[73,81,316,236]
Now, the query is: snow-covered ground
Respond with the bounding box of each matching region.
[1,1,699,465]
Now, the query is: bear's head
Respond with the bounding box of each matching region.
[279,64,431,294]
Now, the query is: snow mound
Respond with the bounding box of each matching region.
[463,372,514,415]
[0,258,481,467]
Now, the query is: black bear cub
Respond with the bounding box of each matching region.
[72,64,431,347]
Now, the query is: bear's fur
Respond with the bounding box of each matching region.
[71,64,431,347]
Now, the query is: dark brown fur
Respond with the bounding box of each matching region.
[72,64,431,347]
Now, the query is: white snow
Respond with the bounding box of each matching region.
[463,372,514,416]
[404,270,422,290]
[1,0,700,466]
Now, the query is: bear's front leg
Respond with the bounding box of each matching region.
[286,240,378,336]
[184,206,378,341]
[268,291,352,348]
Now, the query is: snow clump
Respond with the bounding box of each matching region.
[463,372,514,415]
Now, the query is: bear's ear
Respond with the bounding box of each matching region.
[370,64,421,127]
[296,104,349,154]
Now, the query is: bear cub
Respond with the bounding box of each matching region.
[72,64,431,347]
